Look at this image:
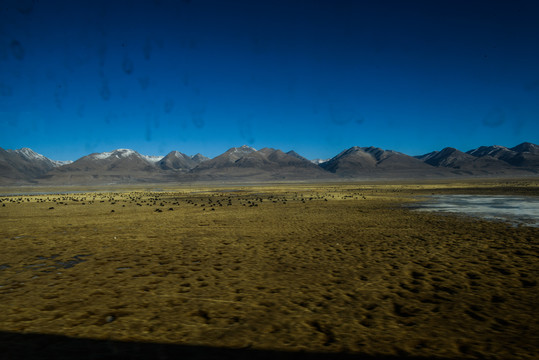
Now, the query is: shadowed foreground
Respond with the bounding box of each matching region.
[0,330,449,360]
[0,181,538,359]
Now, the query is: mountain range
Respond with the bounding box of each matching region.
[1,142,538,185]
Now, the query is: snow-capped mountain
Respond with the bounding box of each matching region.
[7,148,74,168]
[226,145,257,162]
[0,147,71,184]
[87,149,138,160]
[37,148,163,185]
[64,149,157,171]
[83,149,165,165]
[1,143,538,185]
[11,147,51,162]
[235,145,256,152]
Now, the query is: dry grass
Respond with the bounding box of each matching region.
[0,180,538,359]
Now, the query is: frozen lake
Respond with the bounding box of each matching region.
[413,195,539,227]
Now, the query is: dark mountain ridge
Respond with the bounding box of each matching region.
[321,146,437,177]
[416,147,504,171]
[158,151,209,171]
[191,146,333,180]
[415,143,539,176]
[465,143,539,167]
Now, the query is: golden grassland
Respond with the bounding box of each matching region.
[0,179,538,359]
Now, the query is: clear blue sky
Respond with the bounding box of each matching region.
[1,0,538,161]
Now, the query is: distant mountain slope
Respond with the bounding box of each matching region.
[192,146,333,180]
[417,147,505,171]
[158,151,208,170]
[507,142,539,167]
[196,145,257,168]
[420,148,474,167]
[510,142,539,154]
[0,148,28,184]
[466,145,518,164]
[0,147,67,184]
[321,146,436,177]
[191,153,210,163]
[412,142,539,175]
[286,150,309,161]
[57,149,156,172]
[191,145,258,171]
[466,142,539,168]
[38,149,162,185]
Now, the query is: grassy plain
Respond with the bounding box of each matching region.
[0,179,538,359]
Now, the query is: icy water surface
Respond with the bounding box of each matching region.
[414,195,539,227]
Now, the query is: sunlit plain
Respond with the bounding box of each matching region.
[0,180,538,359]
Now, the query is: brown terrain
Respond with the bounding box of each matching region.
[0,179,538,359]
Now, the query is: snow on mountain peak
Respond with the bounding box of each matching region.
[90,151,114,160]
[115,149,136,156]
[53,160,73,166]
[311,158,329,165]
[17,147,48,161]
[90,149,138,160]
[6,147,71,167]
[142,155,163,163]
[234,145,256,153]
